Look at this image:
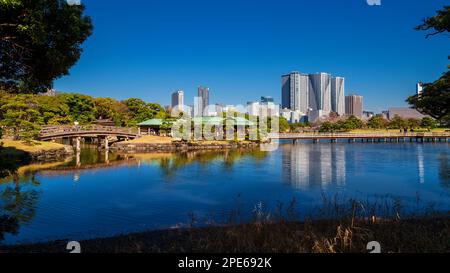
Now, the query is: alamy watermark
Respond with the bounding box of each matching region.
[169,98,279,151]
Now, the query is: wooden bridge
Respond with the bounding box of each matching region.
[268,132,450,143]
[38,125,139,150]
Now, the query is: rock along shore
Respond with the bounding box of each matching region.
[28,145,74,161]
[110,141,260,153]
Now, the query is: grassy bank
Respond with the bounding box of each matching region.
[3,214,449,253]
[0,139,73,179]
[0,139,68,153]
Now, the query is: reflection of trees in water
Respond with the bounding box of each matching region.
[0,147,31,179]
[0,172,41,242]
[156,149,268,178]
[439,154,450,188]
[0,146,38,241]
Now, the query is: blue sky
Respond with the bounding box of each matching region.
[54,0,449,113]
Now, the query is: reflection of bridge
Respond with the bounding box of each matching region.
[38,125,139,150]
[269,132,450,143]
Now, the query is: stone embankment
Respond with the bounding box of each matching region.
[111,141,260,152]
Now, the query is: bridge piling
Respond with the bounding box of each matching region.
[75,137,81,152]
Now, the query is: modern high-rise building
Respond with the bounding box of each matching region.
[309,73,332,113]
[171,90,184,112]
[331,77,345,116]
[281,72,309,114]
[345,95,363,118]
[197,86,210,116]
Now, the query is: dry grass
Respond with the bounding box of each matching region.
[125,135,173,144]
[0,139,67,153]
[3,196,449,253]
[4,216,449,253]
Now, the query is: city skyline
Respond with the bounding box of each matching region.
[53,0,448,113]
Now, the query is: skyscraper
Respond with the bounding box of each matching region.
[281,72,309,113]
[197,86,210,116]
[171,90,184,112]
[331,77,345,116]
[309,73,331,113]
[345,95,363,118]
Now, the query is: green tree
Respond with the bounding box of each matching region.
[406,118,421,129]
[123,98,167,126]
[416,5,450,38]
[367,115,388,129]
[278,117,290,133]
[408,6,450,124]
[389,115,408,129]
[0,94,41,139]
[62,93,97,124]
[0,0,93,93]
[421,117,437,129]
[341,116,364,131]
[36,95,71,125]
[407,72,450,124]
[319,122,337,133]
[94,97,130,126]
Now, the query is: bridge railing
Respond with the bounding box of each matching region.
[269,132,450,139]
[39,125,139,137]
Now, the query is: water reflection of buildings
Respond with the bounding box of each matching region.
[282,143,346,189]
[417,145,425,184]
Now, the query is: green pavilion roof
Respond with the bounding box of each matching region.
[138,119,164,126]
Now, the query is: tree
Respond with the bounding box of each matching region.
[278,117,290,133]
[407,72,450,123]
[421,117,437,129]
[319,121,337,133]
[416,6,450,38]
[408,6,450,124]
[62,93,97,124]
[341,116,364,131]
[367,115,388,129]
[0,0,93,93]
[0,94,41,139]
[406,118,421,129]
[94,97,130,126]
[122,98,167,126]
[389,115,407,129]
[36,95,71,125]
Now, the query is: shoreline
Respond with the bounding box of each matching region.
[0,140,74,161]
[111,138,261,153]
[2,214,449,253]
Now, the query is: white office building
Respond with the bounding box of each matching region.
[309,72,332,113]
[331,77,345,116]
[171,90,184,112]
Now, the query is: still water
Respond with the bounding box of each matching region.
[1,142,449,245]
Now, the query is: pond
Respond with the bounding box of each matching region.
[0,142,449,245]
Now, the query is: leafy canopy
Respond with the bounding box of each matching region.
[0,0,93,93]
[408,5,450,124]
